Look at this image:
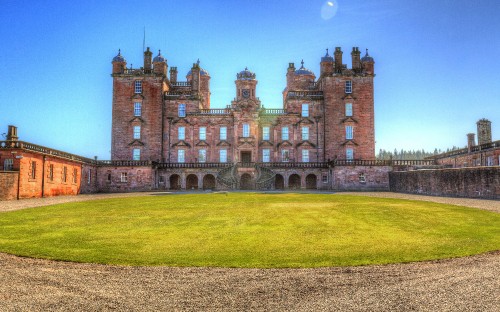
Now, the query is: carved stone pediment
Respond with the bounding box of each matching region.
[277,140,292,148]
[341,117,358,124]
[259,140,274,147]
[195,140,210,147]
[128,140,144,146]
[172,140,191,147]
[217,140,232,147]
[341,140,358,146]
[129,116,145,123]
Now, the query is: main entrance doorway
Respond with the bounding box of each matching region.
[240,173,253,190]
[241,151,252,163]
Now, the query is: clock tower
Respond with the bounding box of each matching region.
[235,67,258,102]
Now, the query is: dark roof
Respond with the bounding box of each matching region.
[361,49,374,63]
[112,49,126,62]
[237,67,256,80]
[295,60,315,76]
[153,50,166,63]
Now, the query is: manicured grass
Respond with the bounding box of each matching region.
[0,193,499,267]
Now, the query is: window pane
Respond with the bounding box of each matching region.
[135,81,142,94]
[178,104,186,117]
[199,127,206,140]
[346,148,354,160]
[301,104,309,117]
[220,149,227,163]
[220,126,227,140]
[133,149,140,160]
[263,149,270,162]
[134,102,142,116]
[345,80,352,94]
[178,150,185,163]
[302,150,309,162]
[198,149,206,163]
[133,126,141,139]
[346,126,353,140]
[243,124,250,137]
[178,127,185,140]
[345,103,352,117]
[281,150,290,162]
[263,126,270,140]
[282,127,289,140]
[301,127,309,140]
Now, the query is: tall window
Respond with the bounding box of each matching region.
[133,126,141,139]
[178,127,185,140]
[346,126,353,140]
[487,156,494,166]
[243,124,250,137]
[178,104,186,117]
[73,168,78,183]
[198,149,207,163]
[199,127,206,140]
[133,148,141,160]
[281,150,290,162]
[301,103,309,117]
[262,126,270,140]
[178,150,185,163]
[282,127,289,140]
[3,159,13,171]
[62,166,67,182]
[48,164,54,181]
[220,126,227,140]
[134,102,142,116]
[262,149,270,162]
[345,103,353,117]
[346,148,354,160]
[134,80,142,94]
[301,127,309,140]
[345,80,352,94]
[302,150,309,162]
[87,169,92,185]
[30,161,36,179]
[220,149,227,163]
[120,172,128,182]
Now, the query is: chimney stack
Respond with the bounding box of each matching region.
[334,47,343,73]
[6,125,18,141]
[351,47,361,72]
[170,67,178,84]
[467,133,475,152]
[143,47,152,71]
[476,118,492,145]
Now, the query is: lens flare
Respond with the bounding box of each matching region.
[321,0,338,20]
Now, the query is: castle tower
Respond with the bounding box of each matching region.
[320,49,334,76]
[186,60,211,108]
[361,49,375,75]
[152,50,167,76]
[477,118,492,145]
[111,49,126,74]
[235,67,257,101]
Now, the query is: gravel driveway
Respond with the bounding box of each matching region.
[0,192,499,311]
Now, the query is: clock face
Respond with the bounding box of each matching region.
[242,89,250,98]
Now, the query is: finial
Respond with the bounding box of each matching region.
[325,48,329,56]
[130,64,133,69]
[365,48,369,56]
[197,58,200,65]
[245,66,248,70]
[300,59,304,68]
[118,49,121,55]
[158,49,161,55]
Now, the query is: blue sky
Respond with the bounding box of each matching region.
[1,0,499,159]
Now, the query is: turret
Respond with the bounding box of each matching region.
[334,47,343,73]
[320,49,334,76]
[152,50,167,76]
[351,47,361,72]
[143,47,152,71]
[361,49,375,75]
[111,49,126,74]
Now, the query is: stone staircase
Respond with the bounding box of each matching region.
[255,165,276,190]
[216,163,276,190]
[216,164,237,189]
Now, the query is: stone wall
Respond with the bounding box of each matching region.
[97,165,154,193]
[0,171,19,200]
[333,165,390,191]
[389,167,500,199]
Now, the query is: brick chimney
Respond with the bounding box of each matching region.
[170,67,178,84]
[334,47,343,73]
[351,47,361,72]
[6,125,18,141]
[143,47,152,71]
[190,62,200,95]
[467,133,475,152]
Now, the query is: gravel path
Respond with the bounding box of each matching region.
[0,192,499,311]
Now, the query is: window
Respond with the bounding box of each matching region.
[87,169,91,185]
[302,104,309,117]
[48,164,54,181]
[198,149,207,163]
[346,126,353,140]
[262,126,270,140]
[107,172,111,182]
[243,124,250,137]
[3,159,13,171]
[134,80,142,94]
[301,127,309,140]
[486,156,494,166]
[281,150,290,162]
[178,127,185,140]
[178,150,185,163]
[133,126,141,139]
[302,149,309,162]
[322,175,328,183]
[30,161,37,179]
[62,166,67,182]
[133,148,140,160]
[359,173,366,183]
[345,103,353,117]
[120,172,128,183]
[73,168,78,183]
[220,126,227,140]
[134,102,142,116]
[178,104,186,117]
[346,148,354,160]
[199,127,206,140]
[220,149,227,163]
[262,149,270,162]
[345,80,352,94]
[282,127,289,140]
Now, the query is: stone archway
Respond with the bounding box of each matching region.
[240,173,253,190]
[169,174,181,190]
[288,174,301,189]
[203,174,216,190]
[186,174,199,190]
[305,174,317,190]
[275,174,284,190]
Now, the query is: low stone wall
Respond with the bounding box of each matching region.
[333,166,391,191]
[0,171,19,200]
[389,167,500,199]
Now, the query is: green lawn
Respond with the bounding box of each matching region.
[0,193,499,267]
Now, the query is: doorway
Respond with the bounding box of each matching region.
[241,151,252,163]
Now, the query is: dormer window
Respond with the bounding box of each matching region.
[345,80,352,94]
[134,80,142,94]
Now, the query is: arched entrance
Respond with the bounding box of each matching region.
[275,174,284,190]
[240,173,253,190]
[288,174,301,189]
[186,174,199,190]
[305,174,317,190]
[169,174,181,190]
[203,174,216,190]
